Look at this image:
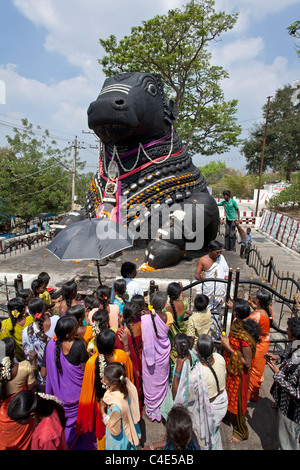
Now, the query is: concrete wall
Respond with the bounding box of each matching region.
[259,209,300,254]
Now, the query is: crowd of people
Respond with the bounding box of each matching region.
[0,259,299,451]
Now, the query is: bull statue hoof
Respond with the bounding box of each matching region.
[86,72,219,269]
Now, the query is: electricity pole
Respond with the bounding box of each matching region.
[255,96,272,217]
[71,136,77,211]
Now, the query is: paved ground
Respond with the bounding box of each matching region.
[0,224,299,450]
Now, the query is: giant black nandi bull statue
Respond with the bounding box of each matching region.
[86,72,219,268]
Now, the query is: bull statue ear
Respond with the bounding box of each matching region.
[169,100,177,120]
[164,99,177,124]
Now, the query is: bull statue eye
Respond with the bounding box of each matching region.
[146,82,157,96]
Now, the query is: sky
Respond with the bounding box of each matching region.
[0,0,299,177]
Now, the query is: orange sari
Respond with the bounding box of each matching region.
[247,308,272,402]
[0,386,36,450]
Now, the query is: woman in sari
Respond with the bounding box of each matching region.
[1,297,34,362]
[221,299,261,444]
[142,291,172,422]
[22,297,59,392]
[196,334,228,449]
[161,333,219,450]
[76,328,134,450]
[43,316,96,450]
[0,337,36,450]
[247,289,273,402]
[115,301,143,415]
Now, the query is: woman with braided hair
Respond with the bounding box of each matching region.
[96,285,120,331]
[0,337,36,449]
[1,297,34,362]
[142,291,172,422]
[42,316,96,450]
[86,285,120,331]
[165,282,192,333]
[196,334,228,449]
[22,297,59,392]
[115,301,143,414]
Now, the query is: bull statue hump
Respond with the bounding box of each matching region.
[86,72,219,269]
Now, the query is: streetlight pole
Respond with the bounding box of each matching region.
[71,137,77,211]
[255,96,272,217]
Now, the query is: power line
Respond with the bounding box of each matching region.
[9,175,70,199]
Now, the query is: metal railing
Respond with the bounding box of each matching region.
[0,230,54,257]
[246,248,300,299]
[180,267,298,352]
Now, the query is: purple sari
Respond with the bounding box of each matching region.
[141,313,171,421]
[45,339,96,450]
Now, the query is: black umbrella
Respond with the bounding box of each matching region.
[47,218,134,283]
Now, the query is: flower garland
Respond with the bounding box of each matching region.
[0,356,11,381]
[37,392,62,405]
[98,354,109,390]
[92,320,101,337]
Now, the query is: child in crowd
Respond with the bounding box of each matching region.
[100,362,141,450]
[1,297,34,362]
[112,279,128,317]
[239,227,252,259]
[37,272,62,309]
[186,294,212,349]
[144,404,200,450]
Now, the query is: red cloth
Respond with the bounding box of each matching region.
[31,409,67,450]
[115,326,143,413]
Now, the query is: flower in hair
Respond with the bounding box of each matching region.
[52,334,58,342]
[34,313,43,320]
[0,357,11,381]
[119,375,124,381]
[92,320,100,336]
[11,310,20,319]
[37,392,62,405]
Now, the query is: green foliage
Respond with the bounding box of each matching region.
[241,85,300,181]
[268,180,300,209]
[287,20,300,57]
[0,119,89,227]
[98,0,241,156]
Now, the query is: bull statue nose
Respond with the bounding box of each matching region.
[114,98,126,108]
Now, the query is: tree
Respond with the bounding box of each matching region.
[98,0,241,156]
[268,180,300,211]
[198,160,226,184]
[0,119,88,229]
[241,85,300,181]
[288,20,300,57]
